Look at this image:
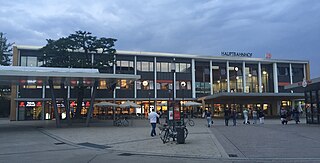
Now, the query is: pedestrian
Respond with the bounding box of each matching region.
[224,107,231,126]
[206,110,212,127]
[258,109,265,124]
[252,108,258,124]
[231,108,237,126]
[280,107,287,125]
[293,107,300,124]
[148,109,159,137]
[243,108,249,124]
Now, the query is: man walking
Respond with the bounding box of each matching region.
[224,107,231,126]
[148,109,159,137]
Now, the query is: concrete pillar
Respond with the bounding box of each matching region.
[226,61,230,92]
[192,59,196,98]
[154,57,157,99]
[134,56,137,98]
[210,60,213,95]
[258,62,262,93]
[242,61,246,93]
[273,63,279,93]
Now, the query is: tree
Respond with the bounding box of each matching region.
[39,31,117,119]
[0,32,13,66]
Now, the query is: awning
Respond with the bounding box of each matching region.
[285,77,320,92]
[198,92,304,104]
[0,66,140,86]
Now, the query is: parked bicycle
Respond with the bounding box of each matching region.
[159,123,188,144]
[114,117,129,127]
[184,118,195,127]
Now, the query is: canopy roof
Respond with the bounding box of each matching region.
[0,66,140,86]
[198,92,304,104]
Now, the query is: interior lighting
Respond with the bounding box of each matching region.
[234,67,239,71]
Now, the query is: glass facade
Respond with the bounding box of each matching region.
[13,47,309,120]
[212,63,227,93]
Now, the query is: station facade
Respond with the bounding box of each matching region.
[10,45,310,121]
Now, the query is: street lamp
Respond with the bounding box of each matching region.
[142,80,149,114]
[171,61,176,107]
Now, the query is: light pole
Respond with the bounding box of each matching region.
[142,80,149,115]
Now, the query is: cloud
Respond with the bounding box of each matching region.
[0,0,319,77]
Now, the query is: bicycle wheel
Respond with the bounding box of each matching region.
[122,119,129,126]
[162,129,170,144]
[188,119,195,126]
[184,127,188,139]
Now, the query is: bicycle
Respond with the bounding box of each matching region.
[114,117,129,127]
[184,118,195,127]
[159,124,188,144]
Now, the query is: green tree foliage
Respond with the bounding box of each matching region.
[0,32,13,66]
[39,30,117,69]
[39,31,117,119]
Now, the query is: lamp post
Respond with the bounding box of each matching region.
[181,81,186,121]
[142,80,149,115]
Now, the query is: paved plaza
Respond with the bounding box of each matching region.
[0,117,320,162]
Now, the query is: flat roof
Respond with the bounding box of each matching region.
[285,77,320,92]
[0,66,140,86]
[198,92,304,104]
[15,45,309,64]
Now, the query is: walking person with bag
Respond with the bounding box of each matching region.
[148,109,159,137]
[224,107,231,126]
[258,109,265,124]
[231,108,237,126]
[206,110,212,127]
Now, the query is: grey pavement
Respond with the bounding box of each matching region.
[1,117,320,162]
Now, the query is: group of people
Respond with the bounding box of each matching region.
[280,107,301,125]
[223,108,265,126]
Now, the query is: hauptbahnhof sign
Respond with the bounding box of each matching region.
[221,52,253,57]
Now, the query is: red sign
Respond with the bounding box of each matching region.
[173,108,180,120]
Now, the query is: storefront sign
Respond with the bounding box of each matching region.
[221,52,253,57]
[174,107,180,120]
[169,110,173,120]
[26,102,35,107]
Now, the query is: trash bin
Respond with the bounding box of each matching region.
[176,126,185,144]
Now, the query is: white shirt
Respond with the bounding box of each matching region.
[148,111,159,123]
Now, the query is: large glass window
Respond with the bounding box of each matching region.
[261,64,274,93]
[229,63,243,93]
[245,64,259,93]
[212,64,227,93]
[20,56,41,67]
[156,62,171,72]
[175,63,191,73]
[137,61,154,72]
[195,62,210,97]
[138,80,154,90]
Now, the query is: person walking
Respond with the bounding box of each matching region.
[231,109,237,126]
[293,107,300,124]
[224,107,231,126]
[252,109,258,124]
[206,110,212,127]
[243,108,249,124]
[148,109,159,137]
[258,109,265,124]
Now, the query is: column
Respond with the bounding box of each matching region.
[289,63,293,84]
[42,83,46,120]
[242,61,246,93]
[192,59,196,98]
[273,63,279,93]
[210,60,213,95]
[303,64,306,80]
[258,62,262,93]
[226,61,230,92]
[134,56,137,98]
[154,57,157,99]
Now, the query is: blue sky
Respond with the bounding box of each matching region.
[1,0,319,78]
